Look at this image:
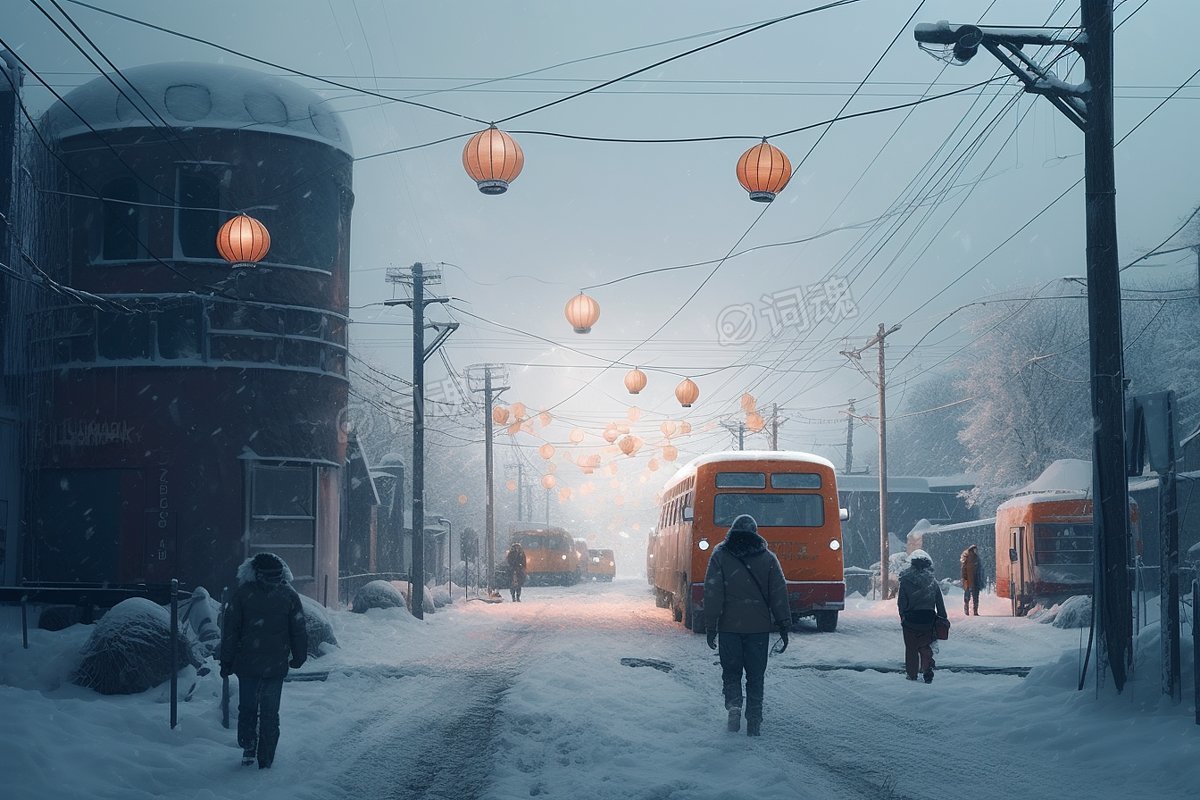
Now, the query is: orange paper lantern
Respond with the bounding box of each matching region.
[679,421,692,435]
[564,292,601,334]
[569,428,586,444]
[603,426,619,443]
[662,444,679,462]
[457,494,468,505]
[746,411,765,433]
[740,393,757,413]
[541,474,557,490]
[462,126,524,195]
[736,139,792,203]
[216,213,271,266]
[624,368,647,395]
[492,406,509,425]
[539,443,556,460]
[675,378,700,408]
[660,421,677,438]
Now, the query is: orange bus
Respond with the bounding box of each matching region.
[588,548,616,581]
[996,493,1139,616]
[510,527,580,586]
[651,451,847,632]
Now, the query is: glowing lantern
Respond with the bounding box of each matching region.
[506,479,517,492]
[660,421,677,438]
[539,411,553,427]
[457,494,468,505]
[216,213,271,266]
[541,474,557,490]
[615,421,631,434]
[603,426,619,443]
[627,406,642,422]
[614,495,625,506]
[617,436,636,456]
[559,487,572,502]
[736,139,792,203]
[638,474,649,484]
[462,126,524,195]
[492,406,509,425]
[679,421,692,435]
[648,457,660,472]
[740,393,757,413]
[662,444,679,462]
[675,378,700,408]
[539,443,556,460]
[746,412,765,433]
[569,428,586,444]
[564,292,601,334]
[510,402,527,420]
[624,368,647,395]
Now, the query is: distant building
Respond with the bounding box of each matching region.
[19,63,353,599]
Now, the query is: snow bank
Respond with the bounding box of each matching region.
[1016,458,1092,495]
[390,581,435,615]
[1029,595,1093,628]
[299,595,337,657]
[73,598,193,695]
[350,580,407,614]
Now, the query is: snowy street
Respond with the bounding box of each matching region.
[3,579,1197,800]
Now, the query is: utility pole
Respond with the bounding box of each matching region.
[769,403,781,450]
[467,364,509,590]
[515,461,524,522]
[842,324,901,598]
[844,399,856,474]
[722,419,746,450]
[545,486,550,525]
[916,0,1132,692]
[384,264,457,620]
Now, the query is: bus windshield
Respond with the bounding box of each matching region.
[713,493,824,527]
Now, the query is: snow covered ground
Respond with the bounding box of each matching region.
[1,580,1197,799]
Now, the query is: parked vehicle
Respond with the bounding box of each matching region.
[650,451,848,632]
[588,548,616,581]
[510,527,580,586]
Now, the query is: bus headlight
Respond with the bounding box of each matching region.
[698,538,710,551]
[561,554,568,561]
[829,539,841,551]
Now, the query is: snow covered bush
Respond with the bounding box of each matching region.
[429,584,452,608]
[299,594,337,657]
[1032,595,1092,628]
[390,580,435,614]
[73,598,193,695]
[351,579,407,613]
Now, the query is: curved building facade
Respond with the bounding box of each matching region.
[27,63,353,599]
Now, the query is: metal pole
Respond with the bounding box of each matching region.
[21,595,28,649]
[1159,391,1180,701]
[1081,0,1131,691]
[169,578,178,729]
[411,262,426,620]
[484,369,496,590]
[1193,579,1198,725]
[738,423,744,451]
[545,486,550,526]
[845,399,855,473]
[877,324,891,600]
[516,461,524,522]
[770,403,779,450]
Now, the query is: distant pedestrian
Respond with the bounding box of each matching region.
[219,553,307,769]
[960,544,985,615]
[506,542,527,602]
[897,549,947,684]
[703,514,791,737]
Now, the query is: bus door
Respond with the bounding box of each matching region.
[1008,526,1026,616]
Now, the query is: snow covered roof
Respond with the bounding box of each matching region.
[835,474,933,494]
[664,450,836,489]
[1014,459,1092,496]
[43,62,351,154]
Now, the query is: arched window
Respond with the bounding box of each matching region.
[175,164,225,259]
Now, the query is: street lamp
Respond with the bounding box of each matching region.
[437,517,453,598]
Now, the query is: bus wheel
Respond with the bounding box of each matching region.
[671,590,683,623]
[815,611,838,632]
[654,588,669,608]
[681,578,701,632]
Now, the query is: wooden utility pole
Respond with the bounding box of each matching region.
[915,0,1132,692]
[467,364,509,590]
[844,399,856,474]
[384,264,456,619]
[769,403,781,450]
[842,324,900,598]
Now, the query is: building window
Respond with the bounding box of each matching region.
[175,164,228,260]
[247,462,316,580]
[99,177,143,261]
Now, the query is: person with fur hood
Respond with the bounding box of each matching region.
[960,544,985,616]
[703,514,791,737]
[219,552,308,769]
[897,549,948,683]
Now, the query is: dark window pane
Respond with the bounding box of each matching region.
[156,305,202,359]
[210,335,276,363]
[713,493,825,527]
[771,473,822,490]
[252,465,313,517]
[97,313,151,360]
[177,167,221,258]
[1034,523,1093,565]
[101,177,140,261]
[716,472,765,489]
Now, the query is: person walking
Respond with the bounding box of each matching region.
[897,549,947,684]
[960,544,985,616]
[703,514,791,737]
[505,542,527,602]
[219,552,308,769]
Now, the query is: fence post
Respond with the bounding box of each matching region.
[323,573,329,608]
[21,595,28,649]
[170,578,178,730]
[1193,579,1198,726]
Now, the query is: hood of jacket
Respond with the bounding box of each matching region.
[236,553,295,586]
[721,527,769,559]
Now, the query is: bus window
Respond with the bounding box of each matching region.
[1034,523,1093,565]
[713,493,824,527]
[716,472,766,489]
[771,473,822,490]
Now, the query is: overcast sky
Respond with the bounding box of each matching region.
[6,0,1199,482]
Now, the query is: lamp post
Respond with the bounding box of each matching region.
[437,517,452,596]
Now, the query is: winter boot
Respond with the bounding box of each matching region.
[727,707,741,732]
[241,748,256,767]
[746,720,761,737]
[923,669,934,684]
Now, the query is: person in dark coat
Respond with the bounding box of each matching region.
[703,514,791,737]
[897,549,948,683]
[505,542,527,602]
[960,544,985,616]
[219,552,307,769]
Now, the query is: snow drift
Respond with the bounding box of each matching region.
[299,595,337,657]
[351,580,407,614]
[72,598,194,695]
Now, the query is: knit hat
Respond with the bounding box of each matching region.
[909,549,933,568]
[729,514,758,535]
[251,552,286,585]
